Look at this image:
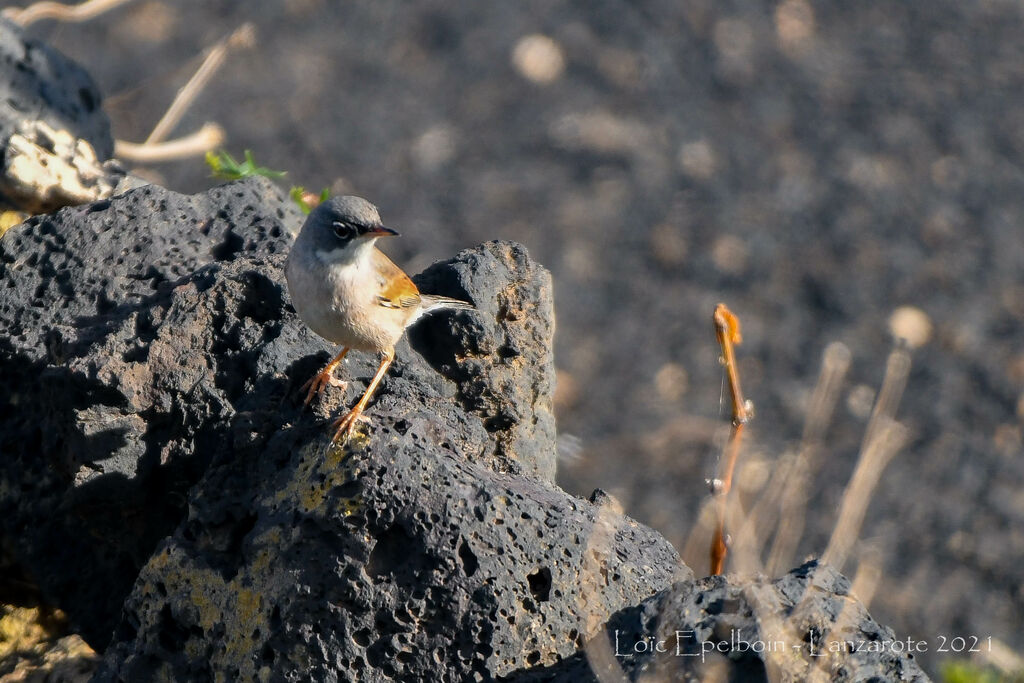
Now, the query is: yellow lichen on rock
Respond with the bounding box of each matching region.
[137,541,279,681]
[272,440,363,515]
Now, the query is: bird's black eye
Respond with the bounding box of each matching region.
[332,221,355,240]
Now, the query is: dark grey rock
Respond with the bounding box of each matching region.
[507,560,930,682]
[94,336,683,679]
[413,241,558,481]
[0,176,301,646]
[1,175,684,680]
[0,17,112,161]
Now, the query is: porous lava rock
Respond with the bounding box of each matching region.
[509,560,931,682]
[412,241,558,481]
[0,18,113,161]
[0,176,686,680]
[0,177,300,647]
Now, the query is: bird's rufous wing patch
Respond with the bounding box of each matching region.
[374,251,422,309]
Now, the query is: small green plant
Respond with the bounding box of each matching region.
[205,149,286,181]
[205,150,330,213]
[942,661,1024,683]
[290,186,331,214]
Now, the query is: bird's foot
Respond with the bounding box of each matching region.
[301,368,347,406]
[330,408,371,443]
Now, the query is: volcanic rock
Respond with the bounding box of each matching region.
[509,560,931,682]
[0,177,685,680]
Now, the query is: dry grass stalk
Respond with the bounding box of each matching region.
[763,341,851,574]
[144,23,255,145]
[580,500,630,683]
[849,545,883,608]
[709,303,752,575]
[821,417,906,571]
[727,342,850,575]
[2,0,134,26]
[114,122,224,163]
[821,344,911,571]
[111,24,254,164]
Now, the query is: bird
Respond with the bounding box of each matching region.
[285,195,473,442]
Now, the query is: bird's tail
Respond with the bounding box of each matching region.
[420,293,475,313]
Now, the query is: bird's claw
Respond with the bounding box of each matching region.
[301,370,347,406]
[330,409,370,443]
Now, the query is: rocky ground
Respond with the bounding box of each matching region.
[4,0,1023,678]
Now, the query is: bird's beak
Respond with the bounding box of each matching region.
[363,226,400,238]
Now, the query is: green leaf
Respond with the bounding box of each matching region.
[941,660,1023,683]
[205,149,286,180]
[289,186,331,214]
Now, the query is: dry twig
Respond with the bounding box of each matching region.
[112,24,254,163]
[822,345,911,570]
[2,0,134,26]
[144,23,255,145]
[763,341,850,574]
[709,303,752,575]
[114,122,224,163]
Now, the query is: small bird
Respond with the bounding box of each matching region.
[285,196,473,442]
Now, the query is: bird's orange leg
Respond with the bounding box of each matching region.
[331,349,394,442]
[301,347,350,406]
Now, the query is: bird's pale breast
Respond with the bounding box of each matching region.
[286,245,414,353]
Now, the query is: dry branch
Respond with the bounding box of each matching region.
[709,303,752,575]
[114,123,224,163]
[144,23,255,145]
[2,0,134,26]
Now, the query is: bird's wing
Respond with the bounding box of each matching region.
[374,250,422,310]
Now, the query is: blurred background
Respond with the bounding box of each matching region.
[17,0,1024,676]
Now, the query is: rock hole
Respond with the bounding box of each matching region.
[458,539,478,577]
[366,524,417,581]
[527,567,551,602]
[483,414,515,432]
[211,228,244,261]
[122,344,149,363]
[238,272,284,323]
[496,344,518,359]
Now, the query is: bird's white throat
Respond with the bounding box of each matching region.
[314,238,378,269]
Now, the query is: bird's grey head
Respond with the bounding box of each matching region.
[296,195,399,264]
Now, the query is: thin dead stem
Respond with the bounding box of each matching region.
[982,639,1024,676]
[849,546,883,608]
[581,500,630,683]
[144,23,255,146]
[862,345,911,453]
[822,344,911,571]
[822,419,907,571]
[2,0,134,26]
[709,303,751,575]
[730,342,850,574]
[763,341,851,575]
[114,122,224,163]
